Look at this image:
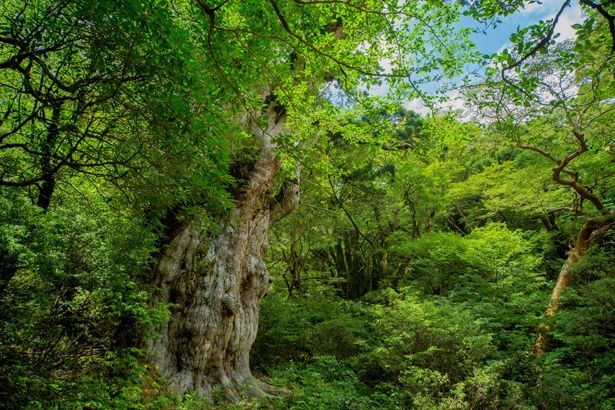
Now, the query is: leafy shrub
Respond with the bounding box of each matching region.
[0,188,167,409]
[253,290,369,370]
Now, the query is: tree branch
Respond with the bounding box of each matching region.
[502,0,571,74]
[269,176,301,224]
[327,176,375,246]
[580,0,615,52]
[518,143,560,163]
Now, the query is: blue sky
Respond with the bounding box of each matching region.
[469,0,584,55]
[352,1,587,113]
[401,0,586,115]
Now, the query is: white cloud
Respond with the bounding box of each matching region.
[519,0,545,15]
[518,0,564,16]
[368,81,390,97]
[499,2,584,51]
[438,90,467,113]
[404,98,431,116]
[555,3,584,41]
[403,90,472,119]
[520,1,584,42]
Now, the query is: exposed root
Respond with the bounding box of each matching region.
[208,376,291,404]
[255,378,291,396]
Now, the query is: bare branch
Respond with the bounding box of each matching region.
[518,143,560,162]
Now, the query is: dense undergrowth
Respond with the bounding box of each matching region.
[2,181,612,409]
[2,0,615,409]
[250,238,615,409]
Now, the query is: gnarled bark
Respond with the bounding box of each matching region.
[148,103,299,400]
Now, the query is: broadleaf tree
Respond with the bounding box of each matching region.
[472,12,615,354]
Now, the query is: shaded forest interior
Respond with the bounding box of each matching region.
[1,0,614,409]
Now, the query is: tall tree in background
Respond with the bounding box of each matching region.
[146,0,480,399]
[475,17,615,353]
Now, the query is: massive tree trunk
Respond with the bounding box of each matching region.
[533,217,612,355]
[148,101,299,400]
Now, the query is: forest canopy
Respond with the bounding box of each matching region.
[0,0,614,409]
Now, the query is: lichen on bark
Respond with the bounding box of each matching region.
[148,98,299,400]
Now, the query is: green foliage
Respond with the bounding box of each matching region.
[260,99,612,409]
[265,357,388,410]
[1,0,614,408]
[532,249,615,409]
[254,283,543,409]
[0,186,149,407]
[253,291,369,369]
[256,236,614,408]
